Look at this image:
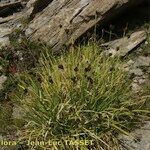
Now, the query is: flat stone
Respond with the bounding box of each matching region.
[133,76,146,84]
[119,122,150,150]
[129,68,144,76]
[0,26,12,37]
[134,56,150,67]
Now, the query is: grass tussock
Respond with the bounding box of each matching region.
[12,43,149,150]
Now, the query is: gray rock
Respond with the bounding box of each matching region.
[0,75,7,90]
[129,68,144,76]
[133,76,147,85]
[0,26,11,47]
[132,82,141,92]
[145,41,148,45]
[119,122,150,150]
[127,60,135,66]
[134,56,150,67]
[0,36,10,47]
[0,26,12,36]
[12,105,25,119]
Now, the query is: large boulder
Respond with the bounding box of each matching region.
[25,0,144,52]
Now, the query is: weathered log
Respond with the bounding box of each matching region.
[101,30,147,57]
[0,1,23,17]
[25,0,144,52]
[26,0,53,16]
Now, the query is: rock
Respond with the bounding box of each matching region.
[12,105,25,119]
[0,36,10,47]
[127,60,135,66]
[0,26,12,36]
[132,82,141,92]
[101,30,147,57]
[136,48,143,54]
[0,6,26,47]
[119,121,150,150]
[0,26,11,47]
[134,56,150,67]
[138,78,146,85]
[122,60,135,71]
[129,68,144,76]
[0,75,7,90]
[133,76,147,85]
[25,0,144,52]
[145,41,148,45]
